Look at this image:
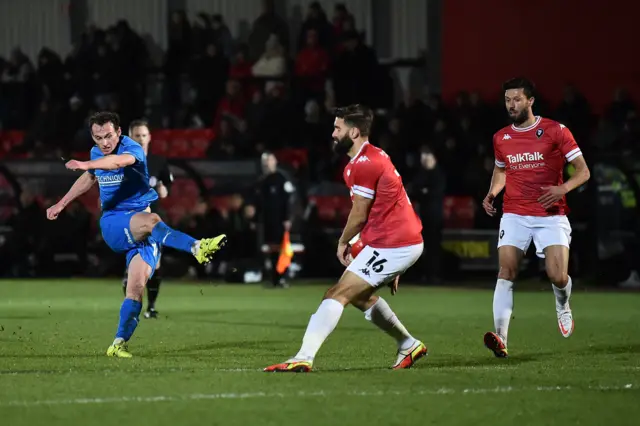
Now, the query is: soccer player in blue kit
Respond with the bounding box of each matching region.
[46,112,227,357]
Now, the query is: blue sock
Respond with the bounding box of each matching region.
[115,298,143,341]
[151,221,197,254]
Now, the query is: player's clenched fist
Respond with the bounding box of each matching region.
[46,202,64,220]
[483,194,497,216]
[65,160,88,171]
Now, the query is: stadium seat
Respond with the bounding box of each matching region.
[150,130,172,156]
[443,196,476,229]
[275,148,308,170]
[187,129,214,158]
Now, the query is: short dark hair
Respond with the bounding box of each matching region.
[502,77,536,99]
[129,119,150,133]
[89,111,120,131]
[333,104,374,136]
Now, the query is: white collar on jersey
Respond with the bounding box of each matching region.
[350,141,370,162]
[511,116,541,132]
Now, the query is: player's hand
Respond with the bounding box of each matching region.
[337,241,350,267]
[483,194,497,216]
[65,160,88,171]
[46,202,64,220]
[389,275,400,296]
[538,186,567,210]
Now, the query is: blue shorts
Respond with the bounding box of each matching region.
[100,210,161,277]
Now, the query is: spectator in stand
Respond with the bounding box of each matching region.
[332,3,356,54]
[248,0,289,62]
[212,14,235,58]
[191,43,229,126]
[332,3,356,39]
[245,90,267,138]
[213,79,246,131]
[606,88,636,126]
[554,85,591,145]
[91,44,116,110]
[207,117,240,160]
[192,12,215,57]
[36,48,65,102]
[229,44,253,81]
[165,10,192,108]
[332,30,379,107]
[252,34,287,91]
[2,48,36,129]
[295,29,330,101]
[261,83,295,149]
[297,2,332,51]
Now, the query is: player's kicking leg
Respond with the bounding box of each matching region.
[484,245,523,358]
[107,254,151,358]
[129,212,227,263]
[264,243,425,372]
[544,245,574,337]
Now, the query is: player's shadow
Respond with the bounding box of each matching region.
[569,343,640,355]
[429,352,542,368]
[154,339,291,356]
[191,319,376,333]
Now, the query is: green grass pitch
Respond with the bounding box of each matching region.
[0,279,639,425]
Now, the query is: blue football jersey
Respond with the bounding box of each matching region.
[90,136,158,211]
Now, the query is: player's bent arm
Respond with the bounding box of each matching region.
[561,155,590,193]
[87,154,136,171]
[60,172,96,207]
[487,165,506,197]
[338,194,373,245]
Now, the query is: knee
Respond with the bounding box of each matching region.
[498,266,518,282]
[148,213,162,228]
[547,269,569,287]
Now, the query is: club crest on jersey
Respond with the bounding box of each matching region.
[536,128,544,138]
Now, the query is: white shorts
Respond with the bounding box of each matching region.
[347,243,424,287]
[498,213,572,258]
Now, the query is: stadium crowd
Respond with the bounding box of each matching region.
[0,1,638,281]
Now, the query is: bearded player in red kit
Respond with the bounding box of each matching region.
[483,78,591,357]
[265,104,427,372]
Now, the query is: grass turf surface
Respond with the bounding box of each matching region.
[0,279,639,425]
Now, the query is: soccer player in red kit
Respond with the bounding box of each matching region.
[482,78,591,357]
[264,104,427,372]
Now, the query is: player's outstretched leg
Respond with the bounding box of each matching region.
[130,212,227,264]
[353,294,427,369]
[544,245,574,338]
[107,255,150,358]
[484,246,522,358]
[263,272,367,373]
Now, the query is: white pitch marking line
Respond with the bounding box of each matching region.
[2,384,635,407]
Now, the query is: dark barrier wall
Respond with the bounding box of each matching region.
[441,1,639,113]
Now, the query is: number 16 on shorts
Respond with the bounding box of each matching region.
[347,243,424,288]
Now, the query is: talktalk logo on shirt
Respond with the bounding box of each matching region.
[506,152,545,170]
[506,152,544,163]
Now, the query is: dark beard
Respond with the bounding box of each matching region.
[509,109,529,125]
[332,135,353,155]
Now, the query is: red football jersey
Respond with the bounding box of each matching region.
[493,116,582,216]
[343,142,423,248]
